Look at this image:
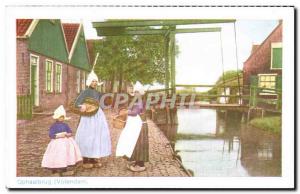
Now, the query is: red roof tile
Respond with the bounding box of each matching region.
[16,19,33,36]
[62,23,80,52]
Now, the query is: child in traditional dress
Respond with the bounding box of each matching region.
[116,81,149,172]
[41,105,82,176]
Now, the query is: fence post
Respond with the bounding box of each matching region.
[276,91,282,110]
[253,87,257,107]
[17,95,33,120]
[250,86,257,107]
[29,95,32,119]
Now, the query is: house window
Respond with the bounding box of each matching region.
[55,63,62,93]
[258,74,277,95]
[271,42,282,69]
[30,55,38,66]
[81,72,86,90]
[45,60,53,93]
[77,70,81,93]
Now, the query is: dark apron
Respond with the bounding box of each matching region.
[130,113,149,162]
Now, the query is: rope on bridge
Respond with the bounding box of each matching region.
[219,29,227,102]
[233,22,242,103]
[218,22,242,104]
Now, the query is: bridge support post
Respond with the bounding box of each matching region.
[169,26,176,94]
[250,86,257,107]
[164,34,170,95]
[276,92,282,110]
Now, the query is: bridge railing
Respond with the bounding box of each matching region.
[249,86,282,111]
[145,85,248,105]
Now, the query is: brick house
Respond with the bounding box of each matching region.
[243,21,282,104]
[16,19,91,117]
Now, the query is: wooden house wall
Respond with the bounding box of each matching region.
[243,23,282,87]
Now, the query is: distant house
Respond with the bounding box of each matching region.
[16,19,91,117]
[243,21,282,107]
[217,75,243,104]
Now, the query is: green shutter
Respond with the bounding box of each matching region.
[46,63,49,91]
[272,48,282,69]
[55,64,61,92]
[46,61,53,92]
[276,76,282,91]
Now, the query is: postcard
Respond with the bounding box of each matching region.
[4,5,295,189]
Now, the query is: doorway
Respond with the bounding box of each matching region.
[30,54,39,106]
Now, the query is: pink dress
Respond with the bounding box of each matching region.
[41,121,82,168]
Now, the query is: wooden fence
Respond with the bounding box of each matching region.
[249,87,282,111]
[17,95,32,119]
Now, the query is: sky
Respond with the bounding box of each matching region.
[63,19,279,89]
[175,20,279,87]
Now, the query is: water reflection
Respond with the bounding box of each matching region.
[152,108,281,177]
[177,109,217,135]
[240,126,281,176]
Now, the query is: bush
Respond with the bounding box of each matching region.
[250,116,281,133]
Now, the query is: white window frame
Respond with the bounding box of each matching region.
[55,63,63,93]
[258,73,278,96]
[30,54,39,106]
[270,42,282,70]
[77,70,81,93]
[45,59,54,93]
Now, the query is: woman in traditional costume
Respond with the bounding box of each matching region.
[116,81,149,172]
[74,70,112,169]
[41,105,82,176]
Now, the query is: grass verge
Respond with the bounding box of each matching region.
[249,116,281,133]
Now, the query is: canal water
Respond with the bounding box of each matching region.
[155,108,281,177]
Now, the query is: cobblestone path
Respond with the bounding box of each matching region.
[16,110,188,177]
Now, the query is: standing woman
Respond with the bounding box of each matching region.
[74,70,112,169]
[116,81,149,172]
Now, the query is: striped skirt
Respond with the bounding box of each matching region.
[130,115,149,162]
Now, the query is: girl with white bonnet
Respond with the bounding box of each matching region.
[41,105,82,176]
[74,70,112,169]
[116,81,149,172]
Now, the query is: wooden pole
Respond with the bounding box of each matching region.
[92,52,100,70]
[164,34,170,94]
[170,27,176,94]
[93,19,236,28]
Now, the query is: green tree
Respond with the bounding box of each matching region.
[215,70,243,84]
[206,70,242,101]
[91,28,179,92]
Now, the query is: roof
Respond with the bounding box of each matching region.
[16,19,33,36]
[244,22,282,64]
[86,39,100,64]
[251,44,260,54]
[62,23,80,52]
